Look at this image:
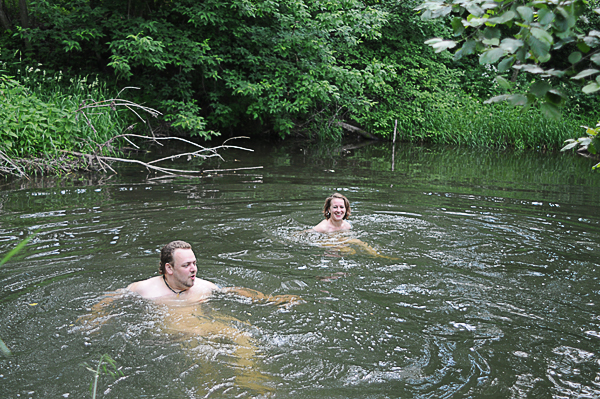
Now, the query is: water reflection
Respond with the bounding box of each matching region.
[0,140,599,398]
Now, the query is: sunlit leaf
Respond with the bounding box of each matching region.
[583,36,600,48]
[517,6,534,23]
[430,40,457,53]
[500,38,523,53]
[516,64,545,74]
[465,3,484,17]
[483,94,511,104]
[543,69,565,78]
[572,69,600,80]
[582,81,600,93]
[424,38,443,45]
[483,38,500,46]
[561,140,580,151]
[432,6,453,18]
[591,53,600,66]
[487,11,516,24]
[531,28,553,45]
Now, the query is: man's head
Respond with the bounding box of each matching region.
[159,240,192,275]
[322,193,351,220]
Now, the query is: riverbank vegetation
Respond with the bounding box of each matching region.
[1,0,599,177]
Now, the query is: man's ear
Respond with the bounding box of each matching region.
[165,263,174,274]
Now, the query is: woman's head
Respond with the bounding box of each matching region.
[322,193,351,220]
[159,240,192,275]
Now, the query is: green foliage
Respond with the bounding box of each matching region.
[82,354,123,399]
[0,69,128,159]
[561,120,600,169]
[4,0,391,139]
[416,0,600,116]
[1,73,77,157]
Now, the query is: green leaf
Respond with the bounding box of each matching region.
[430,40,457,53]
[540,102,561,119]
[479,48,505,64]
[507,94,528,106]
[483,94,511,104]
[517,6,534,23]
[527,36,551,60]
[496,75,512,90]
[530,81,551,97]
[499,38,523,53]
[498,56,514,72]
[568,51,582,64]
[545,89,564,105]
[483,38,500,46]
[554,7,577,31]
[582,81,600,93]
[483,27,501,40]
[487,11,516,25]
[538,9,555,26]
[451,17,464,36]
[591,53,600,66]
[531,28,553,45]
[577,41,591,54]
[465,3,484,17]
[572,69,600,80]
[561,140,580,151]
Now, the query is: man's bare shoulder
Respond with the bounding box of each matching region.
[189,279,220,296]
[127,276,168,299]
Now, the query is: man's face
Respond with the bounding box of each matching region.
[169,248,197,289]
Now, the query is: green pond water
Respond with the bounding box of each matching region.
[0,139,599,398]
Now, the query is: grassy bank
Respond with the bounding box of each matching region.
[395,91,596,150]
[0,63,157,176]
[1,61,597,177]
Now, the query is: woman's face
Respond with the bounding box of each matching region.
[329,198,346,221]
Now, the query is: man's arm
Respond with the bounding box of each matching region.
[221,287,304,307]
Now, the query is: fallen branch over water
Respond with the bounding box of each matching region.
[0,136,256,179]
[0,86,257,178]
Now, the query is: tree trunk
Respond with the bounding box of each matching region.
[18,0,31,50]
[336,121,379,140]
[18,0,29,28]
[0,0,12,32]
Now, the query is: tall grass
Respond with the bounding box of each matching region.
[1,61,134,160]
[398,92,595,150]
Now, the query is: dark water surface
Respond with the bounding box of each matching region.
[1,140,599,398]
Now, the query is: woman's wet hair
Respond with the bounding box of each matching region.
[322,193,351,220]
[159,240,192,275]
